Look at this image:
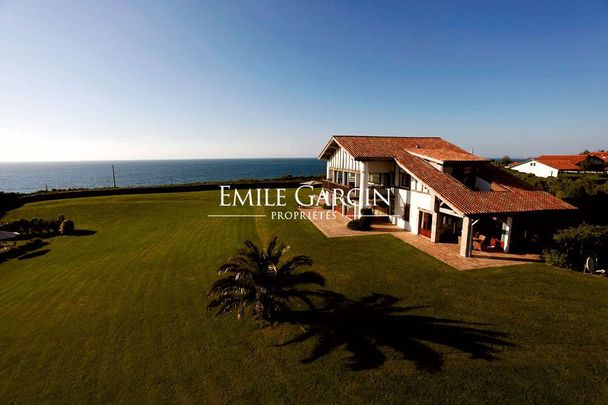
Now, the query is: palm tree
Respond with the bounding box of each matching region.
[207,237,325,324]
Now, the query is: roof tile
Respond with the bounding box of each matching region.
[320,135,576,215]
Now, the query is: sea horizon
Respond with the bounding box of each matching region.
[0,157,319,164]
[0,158,326,194]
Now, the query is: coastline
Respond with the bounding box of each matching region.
[0,175,321,217]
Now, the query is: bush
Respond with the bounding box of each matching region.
[542,249,568,269]
[543,224,608,270]
[347,219,370,231]
[360,208,373,229]
[59,219,75,235]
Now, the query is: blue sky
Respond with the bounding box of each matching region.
[1,0,607,161]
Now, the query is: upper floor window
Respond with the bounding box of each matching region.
[336,171,343,184]
[347,172,357,186]
[369,173,381,185]
[399,169,411,188]
[410,177,430,194]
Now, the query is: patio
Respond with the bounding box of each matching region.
[301,206,542,271]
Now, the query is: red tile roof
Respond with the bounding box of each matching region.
[393,151,574,215]
[590,151,608,161]
[320,135,484,161]
[404,148,491,163]
[319,135,576,215]
[534,155,586,171]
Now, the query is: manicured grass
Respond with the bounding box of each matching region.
[0,190,607,403]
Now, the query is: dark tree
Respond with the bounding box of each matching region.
[499,155,512,166]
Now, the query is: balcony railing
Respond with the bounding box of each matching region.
[321,179,352,194]
[321,179,391,203]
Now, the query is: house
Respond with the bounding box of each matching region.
[590,151,608,171]
[318,135,576,257]
[512,154,607,178]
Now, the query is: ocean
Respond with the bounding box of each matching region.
[0,158,325,194]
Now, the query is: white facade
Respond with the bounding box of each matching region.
[512,160,558,178]
[323,146,453,238]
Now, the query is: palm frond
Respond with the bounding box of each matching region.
[207,236,324,323]
[278,255,313,275]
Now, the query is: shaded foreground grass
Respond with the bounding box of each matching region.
[0,190,607,403]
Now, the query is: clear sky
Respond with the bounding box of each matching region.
[1,0,607,161]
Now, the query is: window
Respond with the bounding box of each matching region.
[348,172,356,186]
[369,173,381,185]
[400,169,411,188]
[403,203,411,221]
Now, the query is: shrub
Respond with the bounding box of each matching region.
[347,219,371,231]
[360,208,373,229]
[59,219,75,235]
[542,249,568,269]
[544,224,608,270]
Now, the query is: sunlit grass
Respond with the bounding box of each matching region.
[0,190,606,403]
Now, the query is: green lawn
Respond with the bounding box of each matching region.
[0,191,607,403]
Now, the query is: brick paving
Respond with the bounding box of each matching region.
[301,206,542,271]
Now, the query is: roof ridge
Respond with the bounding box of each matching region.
[332,135,442,139]
[536,154,586,158]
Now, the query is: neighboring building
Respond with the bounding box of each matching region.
[512,154,607,178]
[318,135,576,257]
[590,151,608,171]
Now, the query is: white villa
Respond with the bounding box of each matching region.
[512,154,607,178]
[319,135,575,257]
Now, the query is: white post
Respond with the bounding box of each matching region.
[357,163,369,219]
[460,216,473,257]
[430,195,440,243]
[502,216,513,252]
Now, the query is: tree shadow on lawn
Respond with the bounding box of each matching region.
[277,292,514,372]
[0,239,49,264]
[18,249,51,260]
[0,230,95,265]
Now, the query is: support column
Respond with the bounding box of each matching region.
[460,216,473,257]
[356,163,369,219]
[502,216,513,252]
[430,195,440,242]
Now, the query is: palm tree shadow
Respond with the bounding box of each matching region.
[278,292,514,372]
[68,229,96,236]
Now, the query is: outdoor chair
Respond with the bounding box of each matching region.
[473,235,487,251]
